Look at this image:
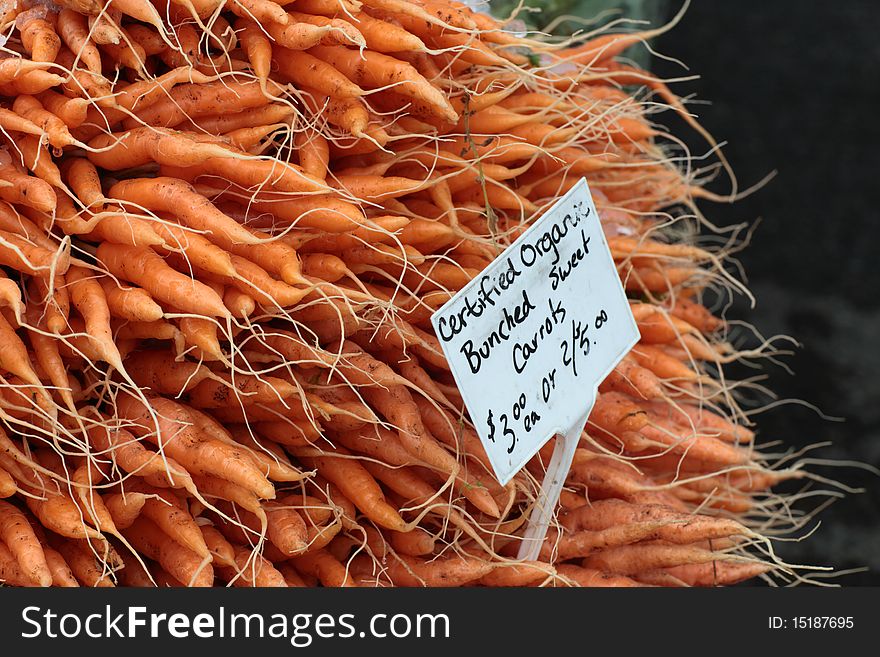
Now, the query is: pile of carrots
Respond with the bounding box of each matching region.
[0,0,813,587]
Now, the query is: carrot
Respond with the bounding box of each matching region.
[294,0,361,14]
[0,500,51,586]
[479,561,551,587]
[114,319,180,344]
[228,0,289,25]
[1,539,40,586]
[664,561,772,587]
[176,313,224,361]
[294,129,330,180]
[0,107,45,139]
[222,123,282,151]
[17,11,61,63]
[185,372,299,409]
[385,552,494,587]
[215,426,307,483]
[153,222,236,278]
[13,134,63,191]
[598,355,664,400]
[199,525,236,567]
[12,95,77,149]
[117,396,275,500]
[554,564,643,588]
[181,104,294,135]
[61,158,104,209]
[300,253,348,282]
[215,497,308,557]
[581,543,736,576]
[24,492,104,542]
[0,467,15,498]
[0,170,57,214]
[360,384,480,502]
[56,9,102,73]
[87,425,195,493]
[123,516,213,587]
[161,151,327,194]
[300,87,370,137]
[643,402,754,444]
[216,254,310,307]
[87,9,122,44]
[224,287,256,317]
[250,418,322,447]
[0,312,42,388]
[125,79,274,129]
[293,549,356,587]
[210,190,368,233]
[388,527,435,557]
[103,492,147,530]
[123,24,165,57]
[98,277,164,322]
[0,271,24,323]
[96,243,230,318]
[630,344,698,382]
[669,296,723,333]
[109,0,168,36]
[294,450,406,531]
[221,546,287,587]
[87,128,236,171]
[137,485,210,558]
[334,426,420,469]
[310,46,457,122]
[113,68,216,114]
[272,49,364,100]
[43,546,79,587]
[125,349,213,395]
[66,266,123,369]
[346,12,426,52]
[278,563,308,587]
[100,31,148,72]
[0,71,66,96]
[236,18,272,91]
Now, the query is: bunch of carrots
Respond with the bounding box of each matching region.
[0,0,818,588]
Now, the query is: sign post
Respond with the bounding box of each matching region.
[431,178,640,558]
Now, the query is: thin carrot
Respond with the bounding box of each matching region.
[294,450,407,531]
[56,9,102,73]
[66,266,123,369]
[293,549,356,587]
[103,492,147,530]
[98,277,164,323]
[310,46,458,122]
[43,546,79,587]
[0,500,52,586]
[123,516,213,587]
[97,243,229,318]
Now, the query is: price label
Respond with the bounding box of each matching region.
[431,178,639,558]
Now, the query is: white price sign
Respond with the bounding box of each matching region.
[431,179,639,559]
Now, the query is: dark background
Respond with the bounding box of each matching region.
[648,1,880,583]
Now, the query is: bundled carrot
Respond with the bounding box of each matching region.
[0,0,822,588]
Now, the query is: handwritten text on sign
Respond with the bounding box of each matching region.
[432,179,639,486]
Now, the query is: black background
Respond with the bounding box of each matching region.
[650,1,880,583]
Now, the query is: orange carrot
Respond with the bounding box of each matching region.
[294,450,406,531]
[56,9,103,73]
[0,500,51,586]
[96,243,230,318]
[103,492,147,530]
[123,516,213,587]
[98,277,164,322]
[293,549,356,587]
